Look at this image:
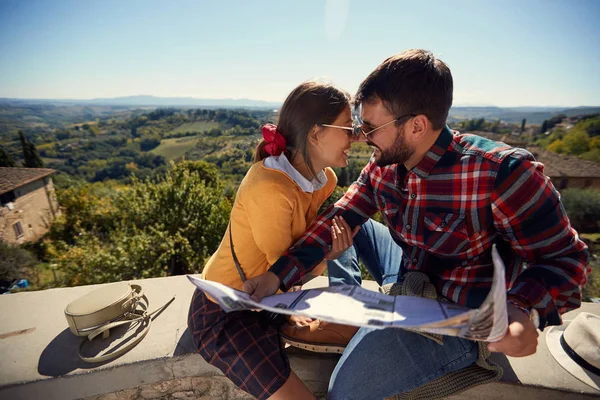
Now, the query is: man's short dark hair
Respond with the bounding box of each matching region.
[356,49,453,130]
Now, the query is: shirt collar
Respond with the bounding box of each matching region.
[411,125,454,179]
[263,152,327,193]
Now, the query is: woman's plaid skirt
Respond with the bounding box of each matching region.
[187,289,291,400]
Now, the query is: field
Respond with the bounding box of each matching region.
[67,121,98,128]
[41,157,66,165]
[581,233,600,242]
[151,136,201,160]
[168,121,219,135]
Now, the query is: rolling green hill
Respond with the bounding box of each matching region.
[151,136,202,160]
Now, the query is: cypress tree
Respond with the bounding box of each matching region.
[0,147,16,167]
[18,130,44,168]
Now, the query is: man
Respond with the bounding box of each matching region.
[243,49,590,399]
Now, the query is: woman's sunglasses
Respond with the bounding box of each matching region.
[321,103,415,139]
[320,104,366,138]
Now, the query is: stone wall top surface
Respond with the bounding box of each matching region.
[1,275,599,399]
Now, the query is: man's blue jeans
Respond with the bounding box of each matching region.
[326,219,479,399]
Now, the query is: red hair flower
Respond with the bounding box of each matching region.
[261,124,287,156]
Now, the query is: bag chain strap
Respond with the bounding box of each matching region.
[228,220,283,324]
[78,284,175,363]
[229,221,246,282]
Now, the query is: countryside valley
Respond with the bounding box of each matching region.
[1,100,599,300]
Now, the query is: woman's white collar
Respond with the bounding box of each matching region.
[264,153,327,193]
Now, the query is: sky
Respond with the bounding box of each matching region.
[0,0,599,107]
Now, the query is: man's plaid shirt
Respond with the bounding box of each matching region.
[270,127,590,329]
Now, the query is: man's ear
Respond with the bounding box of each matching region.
[408,115,428,143]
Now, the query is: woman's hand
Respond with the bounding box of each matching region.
[286,315,315,326]
[325,216,360,260]
[242,271,281,302]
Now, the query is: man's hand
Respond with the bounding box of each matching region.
[242,271,281,302]
[487,302,539,357]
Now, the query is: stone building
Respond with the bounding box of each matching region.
[0,167,59,244]
[527,147,600,190]
[464,132,600,190]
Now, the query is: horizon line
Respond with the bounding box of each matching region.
[0,95,599,109]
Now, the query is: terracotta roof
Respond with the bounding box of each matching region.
[0,167,56,195]
[527,147,600,178]
[462,132,600,179]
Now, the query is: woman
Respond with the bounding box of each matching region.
[188,81,359,400]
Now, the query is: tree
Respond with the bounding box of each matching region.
[579,115,600,137]
[581,149,600,163]
[520,119,526,134]
[540,120,548,134]
[490,120,500,133]
[88,125,100,137]
[53,161,232,285]
[0,241,38,292]
[0,147,16,167]
[140,135,161,151]
[338,167,349,187]
[547,139,565,153]
[55,129,71,141]
[177,160,220,187]
[18,130,44,168]
[562,130,590,155]
[561,189,600,233]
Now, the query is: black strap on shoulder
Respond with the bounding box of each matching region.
[229,221,246,282]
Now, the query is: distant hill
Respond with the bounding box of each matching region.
[0,96,281,109]
[1,96,598,124]
[449,106,600,124]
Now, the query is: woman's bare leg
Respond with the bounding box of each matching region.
[268,371,316,400]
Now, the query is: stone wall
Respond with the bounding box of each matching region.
[0,176,58,244]
[87,376,254,400]
[1,276,599,400]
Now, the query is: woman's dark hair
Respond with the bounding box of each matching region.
[254,81,350,179]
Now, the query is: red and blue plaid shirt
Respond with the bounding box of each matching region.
[269,127,590,329]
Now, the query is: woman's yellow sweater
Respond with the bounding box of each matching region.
[202,161,337,291]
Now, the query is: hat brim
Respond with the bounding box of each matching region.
[546,321,600,391]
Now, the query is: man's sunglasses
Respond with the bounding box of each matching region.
[321,103,415,139]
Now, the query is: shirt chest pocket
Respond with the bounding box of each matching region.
[377,191,401,220]
[423,212,470,257]
[379,194,399,226]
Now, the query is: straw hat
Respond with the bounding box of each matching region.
[546,312,600,391]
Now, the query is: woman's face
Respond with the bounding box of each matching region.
[311,107,355,169]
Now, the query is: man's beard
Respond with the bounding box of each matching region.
[369,130,414,167]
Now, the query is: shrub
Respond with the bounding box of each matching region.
[0,242,38,291]
[54,161,232,286]
[561,189,600,233]
[583,255,600,301]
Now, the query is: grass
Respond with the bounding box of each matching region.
[8,263,65,293]
[35,263,63,288]
[42,157,66,165]
[68,121,98,128]
[580,232,600,300]
[583,255,600,301]
[151,136,200,160]
[168,121,219,135]
[581,233,600,242]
